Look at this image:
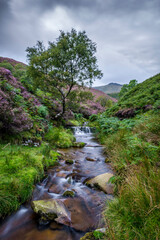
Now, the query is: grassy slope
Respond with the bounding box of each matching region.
[105,73,160,116]
[93,74,160,239]
[119,73,160,107]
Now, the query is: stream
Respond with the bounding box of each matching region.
[0,127,113,240]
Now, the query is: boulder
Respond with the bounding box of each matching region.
[86,172,114,194]
[31,199,71,225]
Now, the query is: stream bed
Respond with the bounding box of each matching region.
[0,127,113,240]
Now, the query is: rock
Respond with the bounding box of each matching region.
[64,197,95,232]
[65,159,74,164]
[86,157,96,162]
[63,190,75,197]
[86,172,114,194]
[31,199,71,225]
[49,221,63,230]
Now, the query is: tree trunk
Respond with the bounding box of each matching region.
[62,98,66,115]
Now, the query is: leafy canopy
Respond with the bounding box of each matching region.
[26,29,103,115]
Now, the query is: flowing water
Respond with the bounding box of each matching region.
[0,127,113,240]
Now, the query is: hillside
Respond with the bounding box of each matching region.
[94,82,122,94]
[0,57,117,136]
[91,74,160,239]
[104,73,160,117]
[118,73,160,107]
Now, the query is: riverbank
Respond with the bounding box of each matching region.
[94,111,160,239]
[0,126,113,240]
[0,143,59,218]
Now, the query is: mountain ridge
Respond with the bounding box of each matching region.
[94,82,122,94]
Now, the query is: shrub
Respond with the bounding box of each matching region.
[44,127,75,148]
[37,105,49,118]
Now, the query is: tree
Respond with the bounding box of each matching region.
[119,79,138,98]
[26,29,103,117]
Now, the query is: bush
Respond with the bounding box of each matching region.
[37,105,49,118]
[44,127,75,148]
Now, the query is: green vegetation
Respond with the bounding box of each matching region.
[94,110,160,239]
[0,143,59,218]
[108,92,119,99]
[105,73,160,117]
[44,127,75,148]
[119,79,138,98]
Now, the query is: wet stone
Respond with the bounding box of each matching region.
[65,159,74,164]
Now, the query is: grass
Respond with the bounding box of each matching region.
[0,143,59,218]
[44,126,76,148]
[94,111,160,239]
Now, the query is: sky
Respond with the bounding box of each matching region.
[0,0,160,86]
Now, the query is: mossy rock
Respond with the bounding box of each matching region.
[63,190,75,197]
[31,199,71,225]
[65,159,74,164]
[80,232,96,240]
[72,142,86,148]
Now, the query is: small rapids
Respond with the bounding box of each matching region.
[0,127,113,240]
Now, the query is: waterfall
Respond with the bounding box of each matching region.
[71,126,91,135]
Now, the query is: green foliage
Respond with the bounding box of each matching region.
[119,79,138,98]
[93,230,104,239]
[108,92,119,99]
[96,96,113,108]
[0,144,58,218]
[36,105,49,118]
[89,114,98,122]
[44,127,75,148]
[26,29,102,116]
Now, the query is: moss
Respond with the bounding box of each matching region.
[62,190,75,197]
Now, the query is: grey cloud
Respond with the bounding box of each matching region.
[0,0,159,85]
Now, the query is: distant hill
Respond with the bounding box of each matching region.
[94,83,122,94]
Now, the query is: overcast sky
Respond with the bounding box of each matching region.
[0,0,160,86]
